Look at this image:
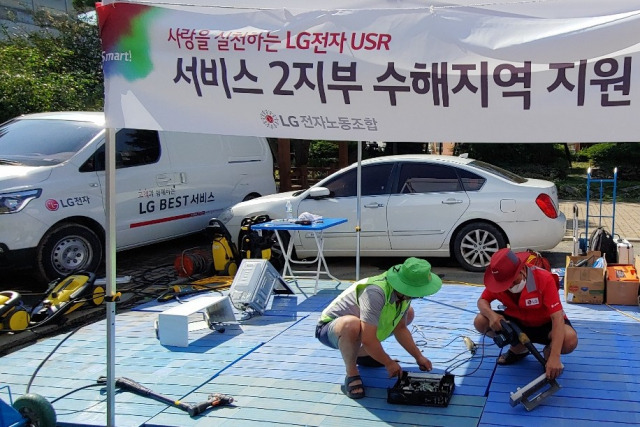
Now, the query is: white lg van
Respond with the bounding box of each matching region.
[0,112,276,283]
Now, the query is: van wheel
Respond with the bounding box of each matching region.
[36,223,103,283]
[453,222,506,272]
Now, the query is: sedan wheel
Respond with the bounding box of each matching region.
[453,223,506,272]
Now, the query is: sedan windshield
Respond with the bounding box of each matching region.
[468,160,527,184]
[0,118,103,166]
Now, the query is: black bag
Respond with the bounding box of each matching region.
[589,227,617,263]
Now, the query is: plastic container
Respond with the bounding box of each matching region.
[285,200,293,220]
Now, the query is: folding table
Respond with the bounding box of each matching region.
[251,217,348,294]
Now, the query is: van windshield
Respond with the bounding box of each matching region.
[0,118,103,166]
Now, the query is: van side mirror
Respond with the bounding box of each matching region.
[308,187,330,199]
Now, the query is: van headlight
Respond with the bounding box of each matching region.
[0,189,42,214]
[218,208,234,224]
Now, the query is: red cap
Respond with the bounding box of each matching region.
[484,248,529,293]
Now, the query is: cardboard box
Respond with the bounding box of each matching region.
[564,251,606,304]
[606,264,640,306]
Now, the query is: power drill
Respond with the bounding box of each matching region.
[492,319,519,348]
[493,319,546,366]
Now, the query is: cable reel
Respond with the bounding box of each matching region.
[174,249,212,277]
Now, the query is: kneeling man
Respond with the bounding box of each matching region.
[474,248,578,380]
[315,257,442,399]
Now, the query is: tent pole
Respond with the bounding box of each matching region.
[356,141,362,281]
[105,127,117,426]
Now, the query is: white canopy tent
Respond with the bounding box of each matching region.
[96,1,640,424]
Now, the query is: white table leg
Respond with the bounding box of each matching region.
[313,231,322,295]
[269,227,341,295]
[312,231,341,289]
[275,229,296,283]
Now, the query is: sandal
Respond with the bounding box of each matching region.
[497,349,530,365]
[356,355,384,368]
[342,375,365,399]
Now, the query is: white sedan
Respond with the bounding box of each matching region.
[218,154,566,272]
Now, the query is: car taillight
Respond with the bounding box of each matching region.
[535,193,558,219]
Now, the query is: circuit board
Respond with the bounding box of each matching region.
[387,371,455,407]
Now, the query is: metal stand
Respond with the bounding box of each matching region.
[584,167,617,250]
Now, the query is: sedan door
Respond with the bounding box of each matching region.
[387,162,470,250]
[297,162,394,253]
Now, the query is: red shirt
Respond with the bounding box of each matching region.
[480,266,564,327]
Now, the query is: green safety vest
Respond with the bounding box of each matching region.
[320,273,409,341]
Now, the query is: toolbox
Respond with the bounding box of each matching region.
[387,371,455,407]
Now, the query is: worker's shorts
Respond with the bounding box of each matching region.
[497,310,574,345]
[315,321,339,349]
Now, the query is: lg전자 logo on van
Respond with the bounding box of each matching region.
[45,199,60,211]
[45,197,92,211]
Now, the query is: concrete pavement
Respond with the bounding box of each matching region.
[559,200,640,242]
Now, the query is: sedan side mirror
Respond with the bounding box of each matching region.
[308,187,330,199]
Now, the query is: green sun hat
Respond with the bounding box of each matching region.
[386,257,442,298]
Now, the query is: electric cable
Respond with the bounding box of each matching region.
[50,385,112,417]
[410,323,479,349]
[402,321,498,378]
[50,384,104,404]
[445,332,490,378]
[26,327,81,393]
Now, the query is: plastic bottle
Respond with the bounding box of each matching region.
[285,200,293,220]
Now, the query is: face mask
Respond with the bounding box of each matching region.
[509,278,526,293]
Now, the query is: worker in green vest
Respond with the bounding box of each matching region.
[315,257,442,399]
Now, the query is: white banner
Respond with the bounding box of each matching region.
[97,1,640,142]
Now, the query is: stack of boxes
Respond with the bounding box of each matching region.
[564,251,639,306]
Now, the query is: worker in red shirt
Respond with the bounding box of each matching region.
[474,248,578,380]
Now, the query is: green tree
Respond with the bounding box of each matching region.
[0,12,103,123]
[308,140,339,167]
